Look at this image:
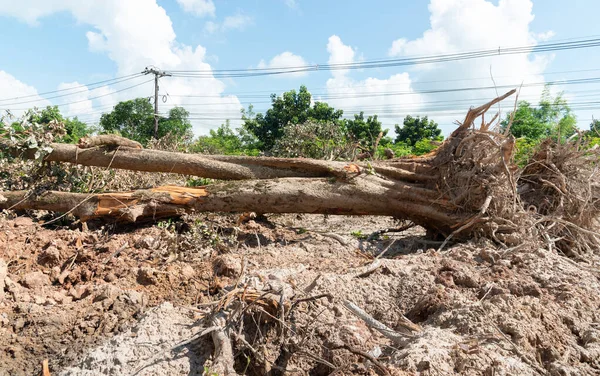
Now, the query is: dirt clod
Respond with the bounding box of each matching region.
[20,271,51,289]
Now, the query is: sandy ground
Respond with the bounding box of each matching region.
[1,213,599,375]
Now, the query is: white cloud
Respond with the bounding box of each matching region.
[204,12,253,34]
[0,71,51,119]
[327,35,356,79]
[534,30,555,42]
[384,0,553,134]
[387,38,406,57]
[323,37,424,129]
[0,0,243,134]
[257,52,308,78]
[56,82,93,116]
[176,0,215,17]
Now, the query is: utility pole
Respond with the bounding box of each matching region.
[142,67,171,139]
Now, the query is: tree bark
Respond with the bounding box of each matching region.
[1,142,434,182]
[0,176,461,234]
[1,90,523,240]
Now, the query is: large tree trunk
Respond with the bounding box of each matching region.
[1,90,529,242]
[0,177,459,232]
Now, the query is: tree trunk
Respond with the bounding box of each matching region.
[0,176,460,233]
[1,90,525,241]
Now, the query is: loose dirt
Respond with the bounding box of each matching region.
[1,213,599,375]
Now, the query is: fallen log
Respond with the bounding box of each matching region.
[0,178,461,233]
[7,89,597,251]
[0,91,518,239]
[1,142,434,182]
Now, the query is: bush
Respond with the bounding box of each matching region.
[272,121,354,160]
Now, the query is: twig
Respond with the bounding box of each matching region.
[367,223,415,242]
[342,300,418,345]
[332,344,390,376]
[210,311,239,376]
[290,293,333,311]
[351,259,383,278]
[42,359,51,376]
[103,242,128,264]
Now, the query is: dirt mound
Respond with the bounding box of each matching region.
[1,214,599,375]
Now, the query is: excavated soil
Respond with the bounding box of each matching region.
[1,213,599,375]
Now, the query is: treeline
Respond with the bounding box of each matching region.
[2,85,598,163]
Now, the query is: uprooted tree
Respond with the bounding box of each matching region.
[2,90,599,257]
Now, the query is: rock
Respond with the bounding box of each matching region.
[13,318,25,331]
[104,273,117,283]
[37,246,61,266]
[136,267,158,286]
[57,269,71,285]
[179,264,196,281]
[68,285,90,301]
[20,271,51,289]
[135,236,156,249]
[0,259,6,300]
[93,284,122,303]
[123,290,145,306]
[582,329,600,345]
[13,217,33,228]
[213,254,242,277]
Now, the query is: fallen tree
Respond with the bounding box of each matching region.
[2,90,600,256]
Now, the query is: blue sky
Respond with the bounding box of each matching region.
[1,0,600,136]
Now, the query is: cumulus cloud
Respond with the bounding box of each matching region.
[0,0,243,134]
[323,36,424,129]
[534,30,555,42]
[0,71,51,119]
[257,52,309,77]
[176,0,215,17]
[384,0,553,133]
[204,12,253,34]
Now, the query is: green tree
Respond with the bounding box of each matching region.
[100,99,192,145]
[343,112,388,148]
[27,105,89,143]
[192,120,258,155]
[502,89,577,141]
[394,115,442,146]
[589,119,600,134]
[243,86,343,151]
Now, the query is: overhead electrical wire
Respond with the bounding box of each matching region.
[167,37,600,78]
[0,73,144,103]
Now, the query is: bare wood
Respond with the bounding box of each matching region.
[77,135,142,149]
[1,142,434,182]
[0,177,462,233]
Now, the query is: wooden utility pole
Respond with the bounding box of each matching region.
[142,67,171,139]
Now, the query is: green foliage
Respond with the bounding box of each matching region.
[513,137,539,167]
[191,120,260,156]
[394,115,442,146]
[590,119,600,134]
[502,88,577,142]
[272,120,353,159]
[242,86,343,151]
[99,98,192,146]
[343,112,387,148]
[24,105,90,143]
[377,142,413,158]
[413,139,439,155]
[350,230,367,239]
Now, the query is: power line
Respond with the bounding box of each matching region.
[0,74,147,107]
[0,73,144,103]
[1,79,154,112]
[167,37,600,78]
